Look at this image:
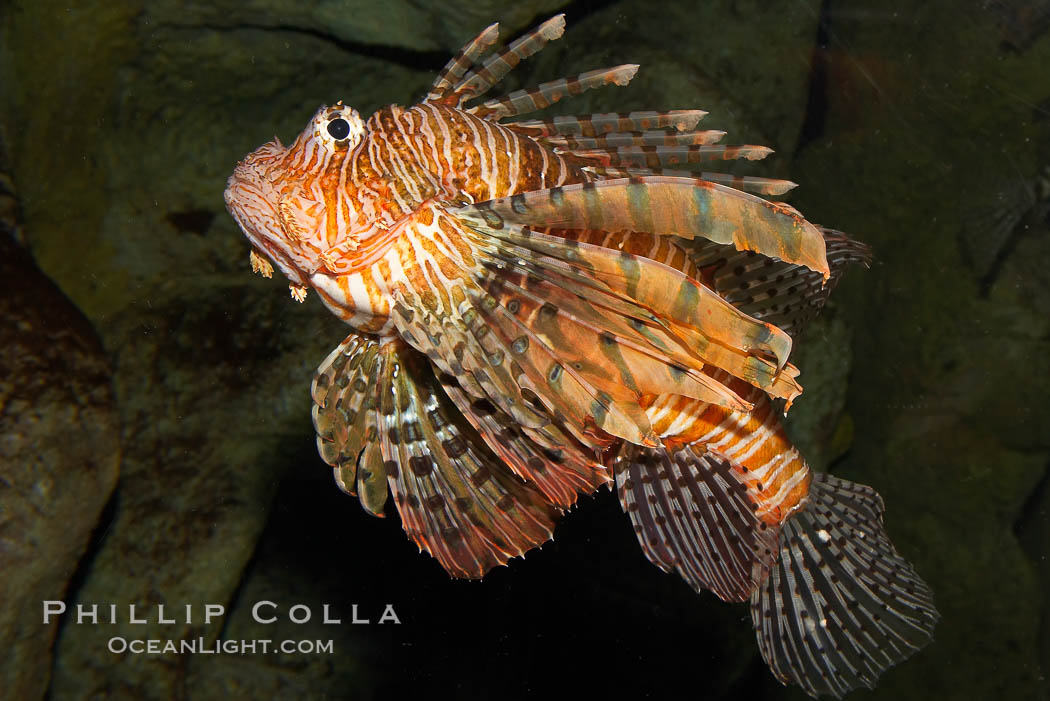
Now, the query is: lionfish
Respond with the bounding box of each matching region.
[224,15,937,697]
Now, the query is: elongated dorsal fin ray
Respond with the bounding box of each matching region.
[543,129,727,150]
[569,144,774,168]
[449,14,566,105]
[507,110,707,137]
[427,22,501,101]
[567,143,788,195]
[469,64,640,120]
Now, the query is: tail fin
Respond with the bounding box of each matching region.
[751,472,938,698]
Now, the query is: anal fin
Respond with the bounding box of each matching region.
[615,442,779,602]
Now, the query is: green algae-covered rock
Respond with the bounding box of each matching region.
[785,1,1050,698]
[142,0,569,54]
[782,310,857,471]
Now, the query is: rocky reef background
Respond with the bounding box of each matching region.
[1,0,1047,699]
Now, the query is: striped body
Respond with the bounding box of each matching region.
[225,56,828,542]
[225,15,936,698]
[645,386,810,524]
[307,102,591,334]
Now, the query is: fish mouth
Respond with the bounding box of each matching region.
[224,154,310,287]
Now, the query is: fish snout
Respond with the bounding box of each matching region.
[224,159,311,288]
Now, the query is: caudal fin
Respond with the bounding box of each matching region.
[750,472,938,698]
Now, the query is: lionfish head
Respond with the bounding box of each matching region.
[224,102,365,287]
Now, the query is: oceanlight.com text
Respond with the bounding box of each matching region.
[107,637,335,655]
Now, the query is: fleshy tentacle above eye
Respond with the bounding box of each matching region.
[468,64,640,120]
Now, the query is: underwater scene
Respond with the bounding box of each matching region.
[1,0,1047,699]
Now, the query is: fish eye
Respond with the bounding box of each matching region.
[327,118,350,140]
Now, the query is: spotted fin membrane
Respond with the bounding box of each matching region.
[311,334,559,578]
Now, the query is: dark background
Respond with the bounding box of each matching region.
[1,0,1047,699]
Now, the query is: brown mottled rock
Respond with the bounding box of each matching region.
[0,235,120,700]
[49,282,336,699]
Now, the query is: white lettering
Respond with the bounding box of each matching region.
[289,604,311,624]
[43,601,66,624]
[252,600,277,624]
[108,636,127,653]
[379,604,401,625]
[128,605,146,624]
[322,604,341,624]
[157,604,175,624]
[204,604,224,624]
[77,604,98,624]
[351,604,369,624]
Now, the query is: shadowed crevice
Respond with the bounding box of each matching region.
[44,487,121,700]
[167,22,451,72]
[795,0,832,156]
